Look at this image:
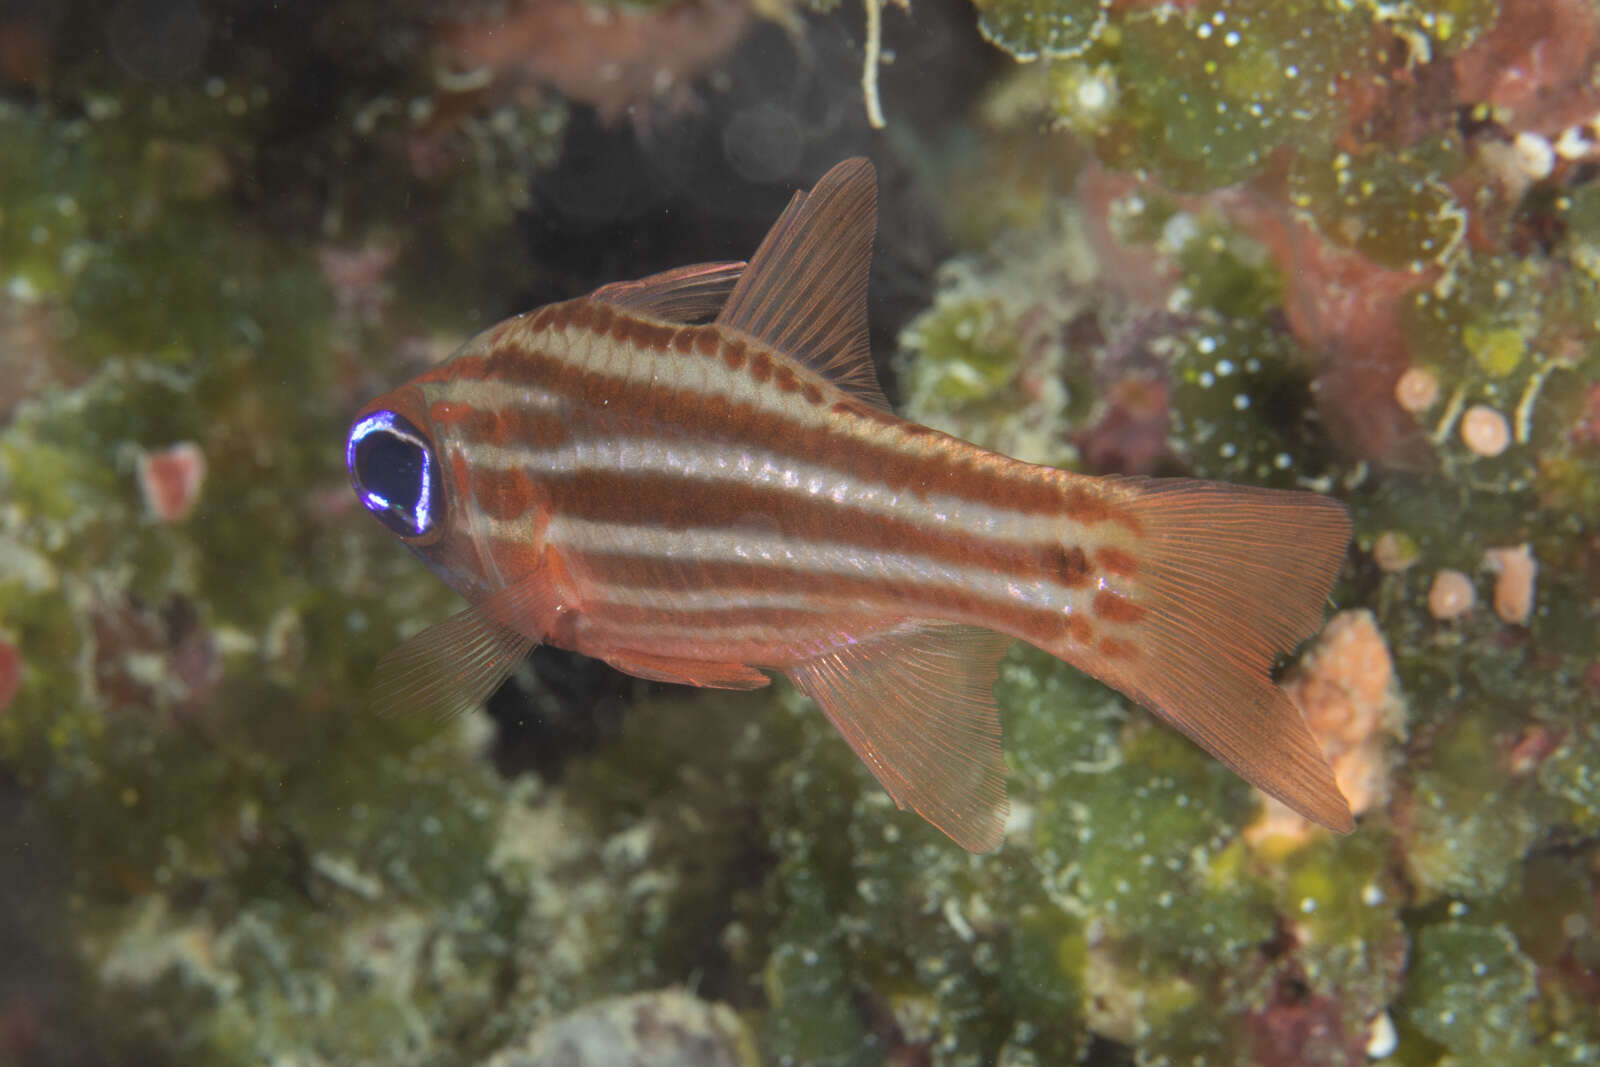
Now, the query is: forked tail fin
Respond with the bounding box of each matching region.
[1088,478,1355,832]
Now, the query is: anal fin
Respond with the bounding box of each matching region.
[785,622,1013,853]
[603,650,770,690]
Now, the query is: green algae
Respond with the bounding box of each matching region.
[895,203,1102,466]
[1403,922,1541,1063]
[975,0,1110,61]
[989,0,1373,194]
[749,657,1112,1066]
[1108,1,1372,192]
[1289,143,1468,273]
[1539,719,1600,836]
[1169,319,1333,489]
[1402,715,1548,902]
[1399,253,1600,491]
[902,298,1025,404]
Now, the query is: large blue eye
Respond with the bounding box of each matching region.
[347,411,442,541]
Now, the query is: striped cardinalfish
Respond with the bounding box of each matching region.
[346,158,1354,852]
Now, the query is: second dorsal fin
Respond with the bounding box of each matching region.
[715,158,891,410]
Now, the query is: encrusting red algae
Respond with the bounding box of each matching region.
[347,159,1354,850]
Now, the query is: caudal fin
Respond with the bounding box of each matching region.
[1086,478,1355,832]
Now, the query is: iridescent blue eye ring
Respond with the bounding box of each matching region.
[346,410,442,542]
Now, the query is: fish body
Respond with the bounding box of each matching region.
[348,159,1354,850]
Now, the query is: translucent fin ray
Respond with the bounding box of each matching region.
[589,261,746,323]
[786,622,1013,852]
[715,158,890,409]
[1086,478,1355,832]
[368,576,551,726]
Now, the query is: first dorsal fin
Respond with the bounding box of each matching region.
[589,261,746,323]
[716,158,891,410]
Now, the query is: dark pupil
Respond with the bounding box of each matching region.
[357,431,425,526]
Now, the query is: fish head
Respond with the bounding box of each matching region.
[346,383,504,600]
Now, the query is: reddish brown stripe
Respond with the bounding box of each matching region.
[561,547,1067,648]
[448,452,471,499]
[1096,545,1140,578]
[600,302,681,353]
[1056,545,1091,586]
[751,351,773,384]
[543,469,1094,588]
[439,306,1074,518]
[1093,589,1147,624]
[1065,616,1096,646]
[1097,636,1138,660]
[1064,486,1142,533]
[470,467,544,522]
[429,401,570,450]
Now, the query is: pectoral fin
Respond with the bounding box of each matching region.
[369,575,551,725]
[786,622,1013,853]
